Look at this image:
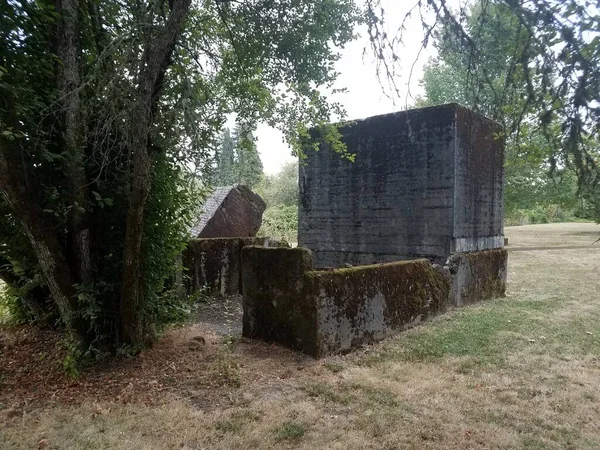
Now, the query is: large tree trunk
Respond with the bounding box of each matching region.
[56,0,92,285]
[119,0,192,346]
[0,146,84,339]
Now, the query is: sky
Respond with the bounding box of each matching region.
[254,0,443,175]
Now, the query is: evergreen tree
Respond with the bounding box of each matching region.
[233,126,263,188]
[214,128,237,186]
[213,126,264,188]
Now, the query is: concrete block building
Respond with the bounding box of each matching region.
[298,104,504,268]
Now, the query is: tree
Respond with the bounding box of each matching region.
[233,126,263,188]
[416,3,583,218]
[256,162,299,242]
[212,126,264,188]
[256,162,298,208]
[0,0,360,354]
[366,0,600,220]
[214,128,237,186]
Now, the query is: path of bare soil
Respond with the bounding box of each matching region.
[1,222,599,449]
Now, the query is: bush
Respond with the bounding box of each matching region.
[0,282,32,325]
[504,204,585,226]
[259,205,298,243]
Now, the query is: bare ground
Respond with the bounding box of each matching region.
[1,222,599,449]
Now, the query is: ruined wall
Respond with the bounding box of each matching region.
[447,249,508,307]
[299,104,504,268]
[183,237,288,296]
[242,246,506,358]
[312,258,449,356]
[242,247,319,355]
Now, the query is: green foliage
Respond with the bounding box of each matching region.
[256,163,299,242]
[417,2,595,219]
[403,0,600,220]
[259,205,298,242]
[213,127,264,188]
[0,283,27,325]
[213,129,237,186]
[256,162,298,207]
[0,0,361,355]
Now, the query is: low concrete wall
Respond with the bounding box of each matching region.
[242,246,507,357]
[447,249,508,307]
[183,237,288,296]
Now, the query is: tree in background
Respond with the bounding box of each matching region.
[256,162,299,242]
[257,162,298,208]
[213,129,237,186]
[367,0,600,222]
[213,127,263,188]
[415,2,591,224]
[0,0,360,355]
[233,126,264,188]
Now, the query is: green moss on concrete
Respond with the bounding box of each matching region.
[452,249,508,305]
[242,247,318,355]
[241,246,506,358]
[309,259,450,354]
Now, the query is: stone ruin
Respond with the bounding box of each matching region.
[241,104,508,357]
[189,185,266,238]
[298,103,504,267]
[184,185,282,297]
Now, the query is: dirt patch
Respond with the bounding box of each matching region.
[192,295,243,335]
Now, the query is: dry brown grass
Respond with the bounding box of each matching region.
[2,222,600,449]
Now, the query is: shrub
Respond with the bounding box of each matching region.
[259,205,298,243]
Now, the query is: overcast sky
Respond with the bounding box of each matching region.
[255,0,445,175]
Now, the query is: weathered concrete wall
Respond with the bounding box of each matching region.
[242,247,319,355]
[299,104,504,268]
[242,246,506,357]
[452,108,505,252]
[190,185,266,238]
[183,237,288,296]
[447,249,508,307]
[312,258,449,356]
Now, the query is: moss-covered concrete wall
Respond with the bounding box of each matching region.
[311,260,450,356]
[242,247,319,355]
[242,246,508,358]
[447,248,508,306]
[183,237,288,296]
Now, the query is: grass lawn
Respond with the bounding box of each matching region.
[1,222,599,449]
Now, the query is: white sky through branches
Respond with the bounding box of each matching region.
[255,0,447,174]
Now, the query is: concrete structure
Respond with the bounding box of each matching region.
[242,246,507,357]
[183,237,288,296]
[299,104,504,268]
[190,185,266,238]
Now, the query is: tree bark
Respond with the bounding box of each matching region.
[0,144,84,338]
[56,0,92,285]
[119,0,192,345]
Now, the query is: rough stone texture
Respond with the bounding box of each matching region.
[242,246,452,357]
[312,258,450,356]
[446,248,508,307]
[299,104,504,268]
[190,185,266,238]
[183,237,288,296]
[242,247,319,355]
